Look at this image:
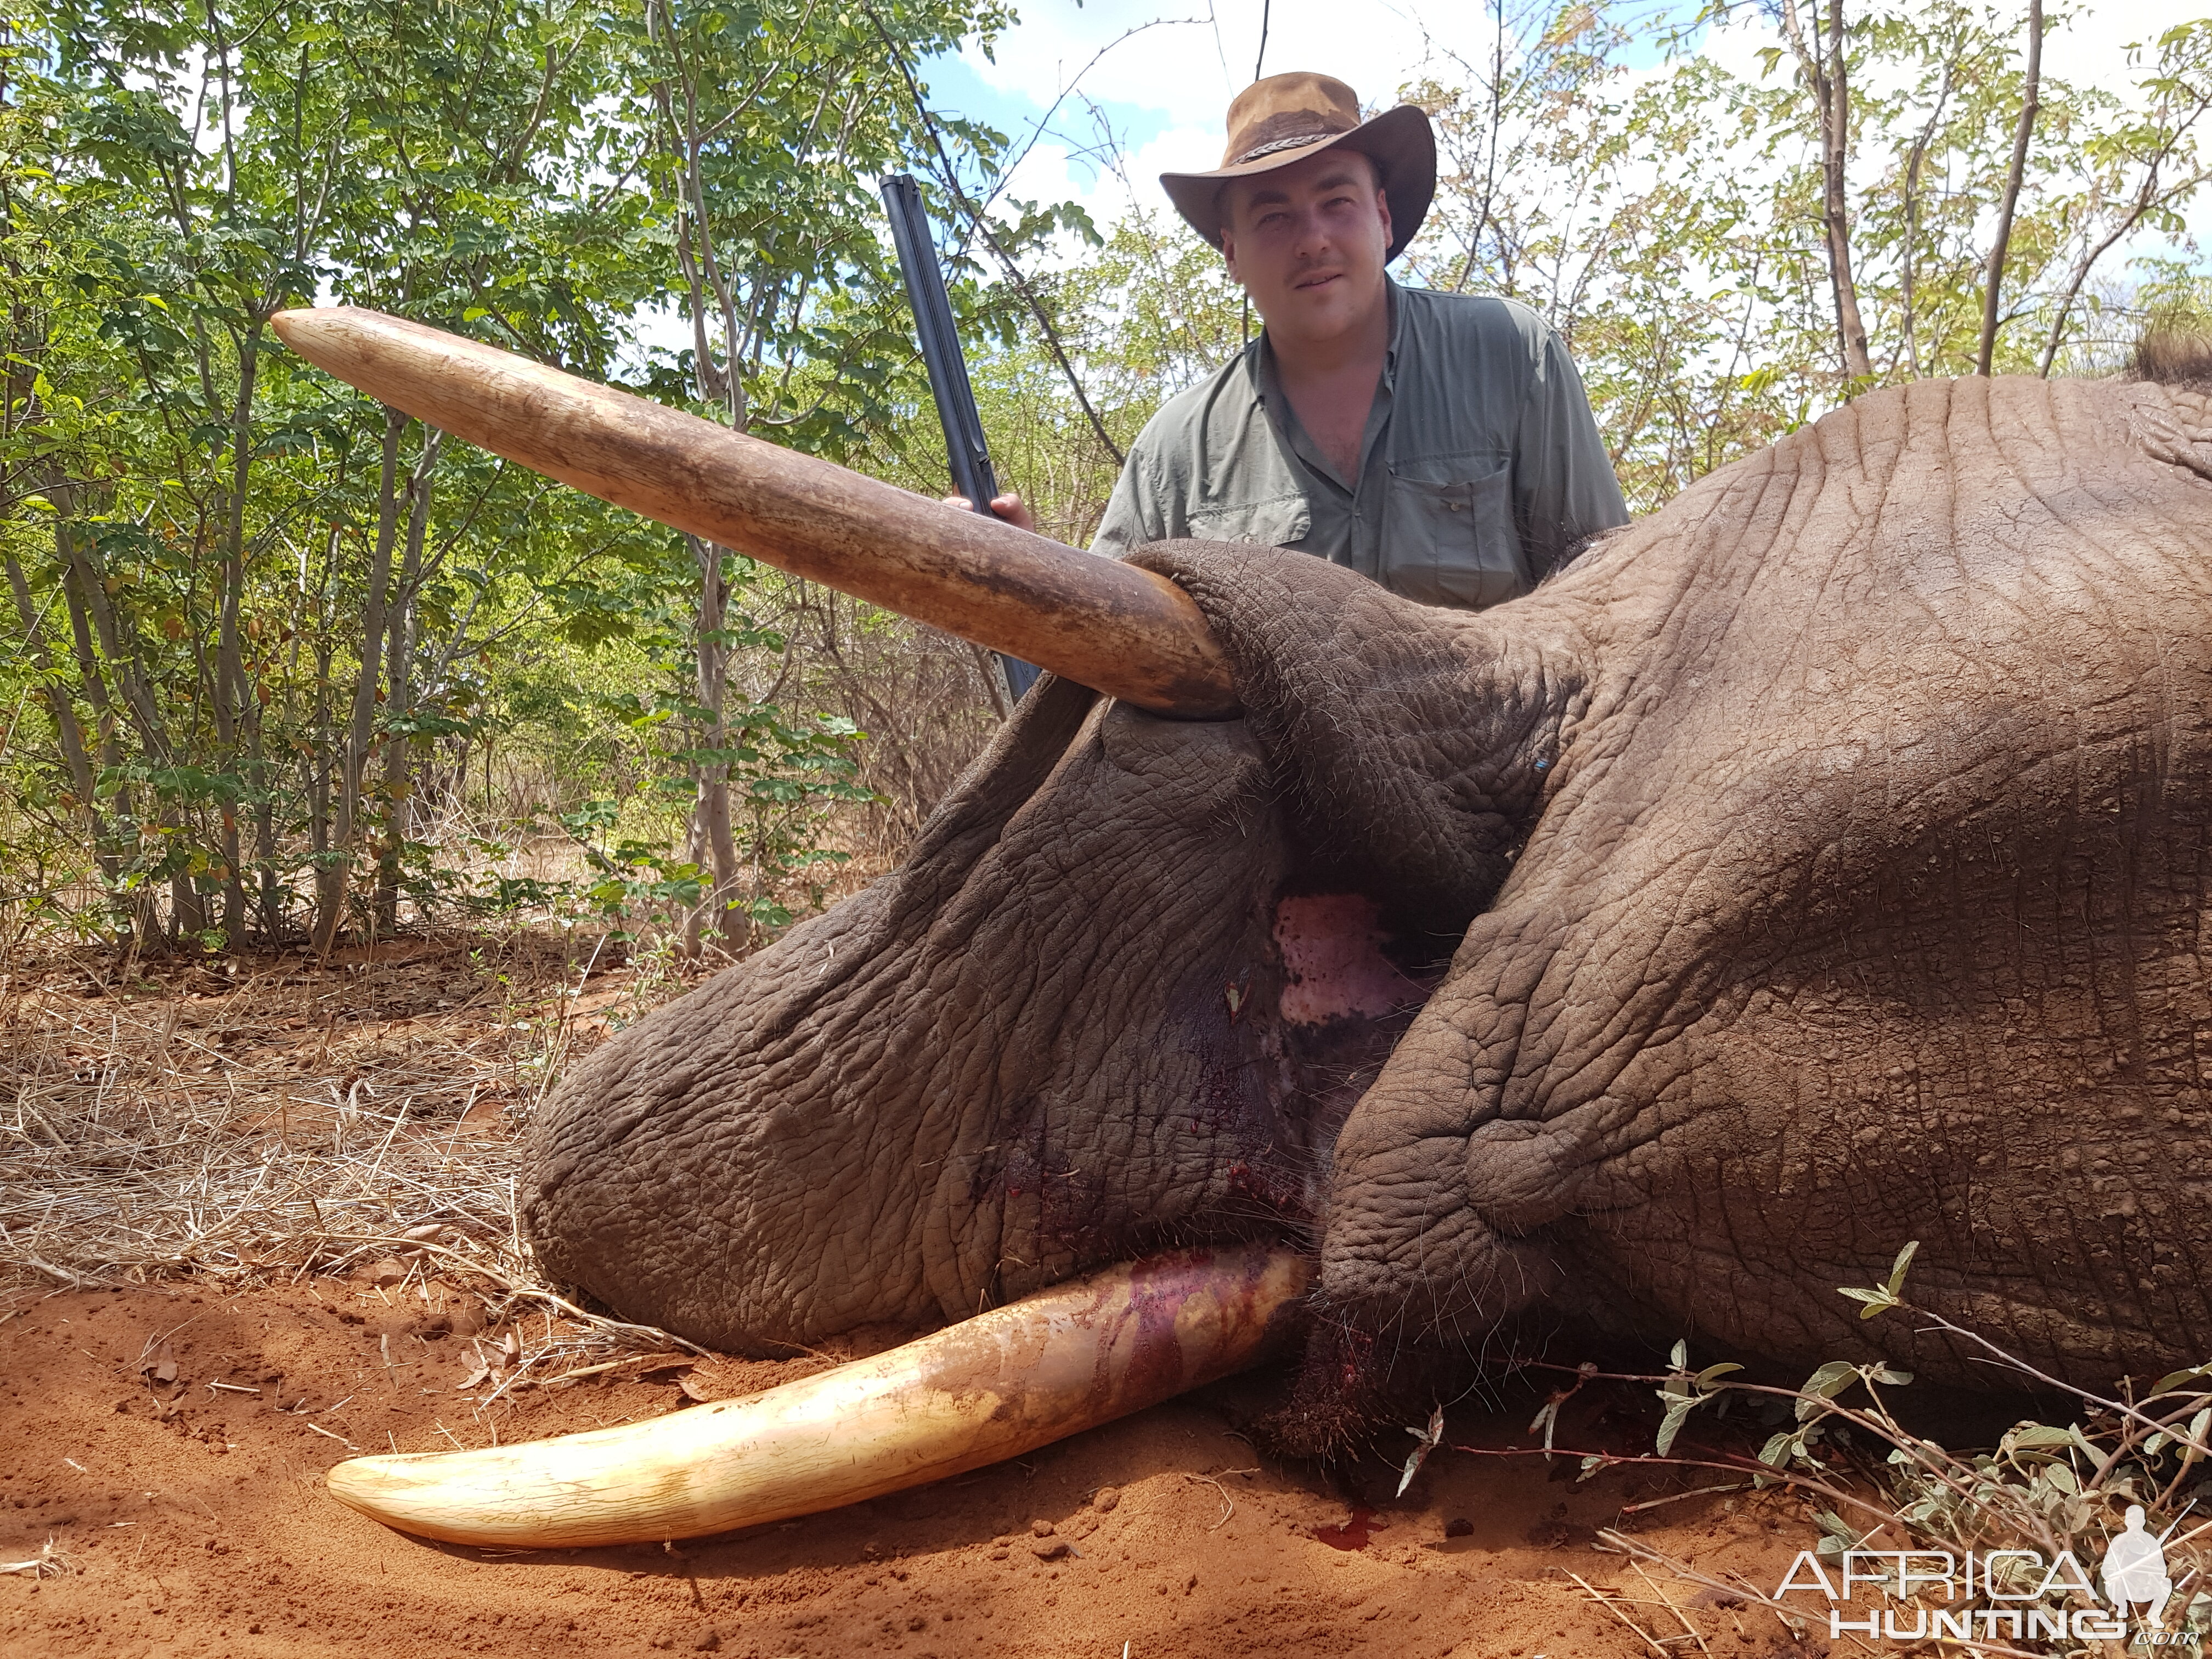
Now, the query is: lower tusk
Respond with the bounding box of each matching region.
[324,1246,1310,1548]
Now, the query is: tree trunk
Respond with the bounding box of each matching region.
[1820,0,1871,381]
[1779,0,1871,384]
[679,775,710,958]
[689,534,746,952]
[228,321,284,942]
[307,630,334,932]
[53,487,172,768]
[314,405,405,957]
[4,551,113,901]
[374,427,441,934]
[50,482,166,946]
[210,320,261,943]
[1978,0,2043,376]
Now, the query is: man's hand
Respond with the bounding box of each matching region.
[944,492,1035,534]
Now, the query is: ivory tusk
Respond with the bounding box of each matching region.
[268,307,1239,719]
[324,1246,1308,1548]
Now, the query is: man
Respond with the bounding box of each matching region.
[970,72,1628,609]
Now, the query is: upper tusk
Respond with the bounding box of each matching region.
[324,1246,1308,1548]
[269,307,1239,719]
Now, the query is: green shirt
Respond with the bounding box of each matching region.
[1092,282,1630,607]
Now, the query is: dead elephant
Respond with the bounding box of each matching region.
[279,309,2212,1541]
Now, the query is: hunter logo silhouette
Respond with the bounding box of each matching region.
[2101,1505,2174,1629]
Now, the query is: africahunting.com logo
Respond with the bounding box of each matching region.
[1774,1506,2199,1646]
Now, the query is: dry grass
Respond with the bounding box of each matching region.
[2136,311,2212,388]
[0,928,704,1363]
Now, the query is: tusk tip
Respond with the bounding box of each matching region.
[324,1451,435,1517]
[324,1455,425,1534]
[268,306,329,341]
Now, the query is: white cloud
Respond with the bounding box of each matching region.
[991,120,1221,244]
[970,0,2211,266]
[963,0,1453,168]
[2042,0,2204,95]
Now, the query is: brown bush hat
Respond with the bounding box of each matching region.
[1160,72,1436,263]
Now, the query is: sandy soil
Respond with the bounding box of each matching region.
[0,1275,1826,1658]
[1,939,1830,1656]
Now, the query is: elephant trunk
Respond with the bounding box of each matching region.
[268,307,1239,720]
[323,1247,1308,1548]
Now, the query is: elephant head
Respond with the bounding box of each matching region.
[279,310,2212,1538]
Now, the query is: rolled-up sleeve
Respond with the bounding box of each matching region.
[1512,323,1630,582]
[1091,447,1167,559]
[1090,462,1146,558]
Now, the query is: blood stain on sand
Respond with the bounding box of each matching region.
[0,1280,1823,1657]
[1314,1506,1379,1550]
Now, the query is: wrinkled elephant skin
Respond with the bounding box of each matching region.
[526,373,2212,1411]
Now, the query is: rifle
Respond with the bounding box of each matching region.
[879,173,1042,706]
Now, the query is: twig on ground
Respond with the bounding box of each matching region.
[1618,1482,1745,1516]
[1629,1560,1711,1656]
[1184,1470,1251,1532]
[0,1538,75,1578]
[1564,1569,1670,1657]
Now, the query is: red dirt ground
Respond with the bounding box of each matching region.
[0,1275,1827,1659]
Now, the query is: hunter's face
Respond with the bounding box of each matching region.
[1219,150,1392,348]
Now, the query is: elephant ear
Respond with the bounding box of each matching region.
[1133,541,1594,929]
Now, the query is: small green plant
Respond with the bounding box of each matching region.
[1466,1243,2212,1653]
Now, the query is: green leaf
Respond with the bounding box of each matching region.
[2151,1365,2212,1395]
[1795,1361,1858,1420]
[1884,1241,1920,1297]
[1838,1243,1918,1319]
[2185,1406,2212,1464]
[1815,1510,1860,1544]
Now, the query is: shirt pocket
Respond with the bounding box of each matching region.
[1183,493,1312,549]
[1383,462,1527,610]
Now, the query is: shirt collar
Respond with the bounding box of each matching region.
[1383,276,1402,385]
[1247,276,1403,402]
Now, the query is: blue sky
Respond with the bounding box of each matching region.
[909,0,2204,259]
[922,0,1694,186]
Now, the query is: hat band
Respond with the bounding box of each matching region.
[1228,128,1351,167]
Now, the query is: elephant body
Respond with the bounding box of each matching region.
[527,369,2212,1417]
